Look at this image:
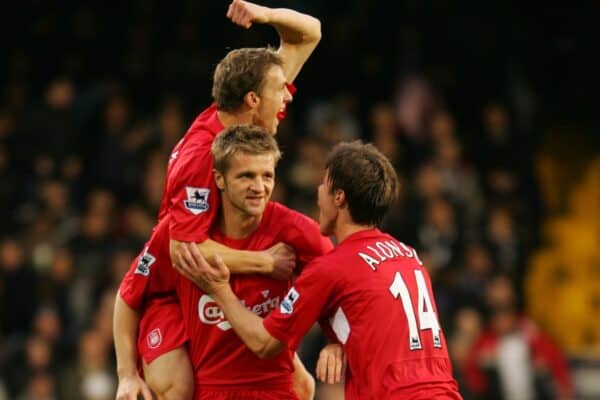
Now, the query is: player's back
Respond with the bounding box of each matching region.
[323,228,461,400]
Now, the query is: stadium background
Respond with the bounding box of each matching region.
[0,1,598,399]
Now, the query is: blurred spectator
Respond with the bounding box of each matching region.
[485,207,524,283]
[0,239,38,336]
[418,195,461,273]
[18,371,57,400]
[59,329,115,400]
[464,275,573,400]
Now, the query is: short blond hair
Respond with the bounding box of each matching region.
[212,125,281,173]
[212,48,283,112]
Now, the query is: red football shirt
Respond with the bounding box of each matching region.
[158,103,224,243]
[177,202,333,389]
[119,216,175,312]
[264,228,462,400]
[119,201,333,389]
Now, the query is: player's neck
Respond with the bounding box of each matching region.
[217,109,253,128]
[218,200,262,240]
[333,212,374,243]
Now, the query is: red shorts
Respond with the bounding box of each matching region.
[194,385,298,400]
[137,299,188,364]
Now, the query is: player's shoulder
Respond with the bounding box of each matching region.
[269,202,319,228]
[183,103,222,145]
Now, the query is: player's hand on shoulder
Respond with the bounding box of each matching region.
[316,343,346,384]
[226,0,271,29]
[266,242,296,281]
[116,372,153,400]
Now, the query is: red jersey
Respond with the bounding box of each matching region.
[119,202,333,389]
[158,103,224,243]
[177,202,333,390]
[119,216,175,312]
[264,228,462,400]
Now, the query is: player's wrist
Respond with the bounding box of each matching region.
[212,283,234,303]
[117,366,139,379]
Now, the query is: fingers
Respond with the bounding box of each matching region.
[316,345,345,384]
[333,345,343,384]
[316,350,326,382]
[326,347,337,384]
[141,385,153,400]
[227,0,253,29]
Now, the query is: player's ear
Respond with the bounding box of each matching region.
[333,189,346,207]
[244,91,260,109]
[214,169,225,191]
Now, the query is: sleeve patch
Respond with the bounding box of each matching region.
[183,187,210,215]
[279,287,300,314]
[135,248,156,276]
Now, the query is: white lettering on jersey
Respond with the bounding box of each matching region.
[330,307,350,344]
[199,293,280,331]
[358,240,422,270]
[358,252,380,271]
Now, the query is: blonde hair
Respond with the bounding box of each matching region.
[212,47,283,112]
[212,125,281,173]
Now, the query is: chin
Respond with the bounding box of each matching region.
[319,222,333,237]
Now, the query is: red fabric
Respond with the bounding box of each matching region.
[194,384,298,400]
[178,202,332,387]
[121,202,332,389]
[264,229,462,400]
[157,103,224,243]
[119,217,175,312]
[137,301,187,364]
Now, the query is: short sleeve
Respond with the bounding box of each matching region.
[263,260,336,351]
[119,222,177,310]
[279,209,333,270]
[168,140,220,243]
[119,250,150,311]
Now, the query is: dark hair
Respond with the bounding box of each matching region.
[211,124,281,173]
[325,141,399,226]
[212,48,283,112]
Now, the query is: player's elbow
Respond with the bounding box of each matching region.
[253,337,283,359]
[307,18,322,43]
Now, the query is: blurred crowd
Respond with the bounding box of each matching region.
[1,1,590,399]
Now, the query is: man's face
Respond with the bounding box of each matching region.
[219,152,276,217]
[317,170,338,236]
[254,65,293,134]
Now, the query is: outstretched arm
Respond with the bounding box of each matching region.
[227,0,322,82]
[170,239,296,280]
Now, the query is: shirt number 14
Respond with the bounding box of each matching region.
[389,270,442,350]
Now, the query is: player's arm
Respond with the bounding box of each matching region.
[170,239,295,280]
[227,0,321,82]
[177,253,285,358]
[113,294,152,400]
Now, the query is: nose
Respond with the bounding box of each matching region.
[249,177,264,192]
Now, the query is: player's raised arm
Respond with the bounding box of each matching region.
[226,0,321,82]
